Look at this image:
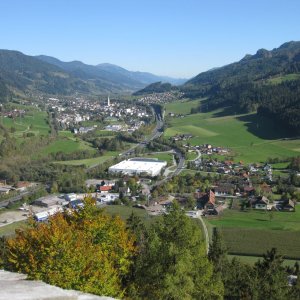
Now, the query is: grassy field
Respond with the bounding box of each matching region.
[164,104,300,163]
[186,151,198,161]
[43,138,95,155]
[164,99,201,115]
[54,152,118,167]
[139,152,174,164]
[266,73,300,85]
[104,205,157,227]
[1,111,50,137]
[207,209,300,259]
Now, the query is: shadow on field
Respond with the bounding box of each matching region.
[237,114,294,140]
[212,106,238,118]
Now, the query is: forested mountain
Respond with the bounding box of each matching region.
[183,41,300,132]
[0,50,183,101]
[0,50,93,97]
[36,55,144,91]
[133,81,177,95]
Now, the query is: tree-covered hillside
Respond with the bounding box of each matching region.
[0,50,92,98]
[184,41,300,133]
[133,81,177,95]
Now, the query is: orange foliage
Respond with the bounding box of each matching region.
[5,196,135,298]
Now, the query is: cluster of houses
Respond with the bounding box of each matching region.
[247,196,295,211]
[188,144,230,155]
[191,156,274,182]
[193,188,296,216]
[168,112,185,118]
[137,92,184,105]
[45,96,151,133]
[0,109,25,119]
[170,134,193,142]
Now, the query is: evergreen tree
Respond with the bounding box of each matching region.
[208,227,228,274]
[133,203,224,299]
[254,248,289,300]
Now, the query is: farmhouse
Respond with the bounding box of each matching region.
[251,196,269,210]
[109,158,167,177]
[98,185,113,193]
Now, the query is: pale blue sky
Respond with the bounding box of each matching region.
[0,0,299,78]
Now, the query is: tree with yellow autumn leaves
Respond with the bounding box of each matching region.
[3,196,135,298]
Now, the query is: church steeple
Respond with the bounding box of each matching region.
[107,96,110,107]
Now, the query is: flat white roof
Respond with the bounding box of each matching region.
[109,158,167,176]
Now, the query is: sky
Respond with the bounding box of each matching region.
[0,0,300,78]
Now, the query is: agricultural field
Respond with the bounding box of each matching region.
[164,102,300,163]
[207,208,300,259]
[164,99,201,115]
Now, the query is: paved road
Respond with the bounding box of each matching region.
[151,149,185,189]
[117,115,164,159]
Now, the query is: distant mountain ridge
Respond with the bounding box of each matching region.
[36,55,186,88]
[0,50,185,101]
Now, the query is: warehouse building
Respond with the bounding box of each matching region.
[109,158,167,177]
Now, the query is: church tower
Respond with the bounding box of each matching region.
[107,96,110,107]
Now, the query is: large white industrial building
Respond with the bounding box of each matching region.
[109,158,167,177]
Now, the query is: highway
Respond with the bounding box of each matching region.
[119,112,164,158]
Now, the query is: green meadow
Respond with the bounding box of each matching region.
[43,138,95,155]
[139,152,174,164]
[164,99,202,115]
[164,103,300,163]
[54,151,118,167]
[266,73,300,85]
[207,209,300,259]
[104,205,157,228]
[186,151,198,161]
[1,111,50,137]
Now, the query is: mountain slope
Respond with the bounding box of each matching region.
[183,41,300,132]
[36,56,145,90]
[133,81,177,95]
[185,41,300,92]
[0,50,91,96]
